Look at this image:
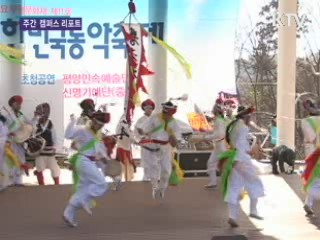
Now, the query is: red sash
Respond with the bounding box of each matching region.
[139,139,169,145]
[303,148,320,186]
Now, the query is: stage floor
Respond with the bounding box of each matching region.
[1,175,320,240]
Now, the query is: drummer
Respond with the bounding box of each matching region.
[33,103,60,185]
[3,95,38,186]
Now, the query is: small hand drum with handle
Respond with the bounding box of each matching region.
[24,136,46,157]
[14,123,33,143]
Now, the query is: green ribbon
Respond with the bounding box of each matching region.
[218,149,237,199]
[0,52,25,65]
[69,139,98,192]
[150,124,164,133]
[149,34,192,80]
[306,161,320,191]
[150,116,174,134]
[307,117,318,132]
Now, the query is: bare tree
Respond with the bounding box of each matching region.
[234,0,313,156]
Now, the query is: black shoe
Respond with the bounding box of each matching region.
[62,215,77,228]
[228,218,239,228]
[204,184,217,190]
[303,205,314,216]
[13,184,25,187]
[249,213,264,220]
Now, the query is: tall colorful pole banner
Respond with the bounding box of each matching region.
[122,23,153,124]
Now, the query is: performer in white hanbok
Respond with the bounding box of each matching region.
[63,111,110,227]
[3,95,37,186]
[204,99,228,189]
[115,115,136,182]
[0,114,9,191]
[137,101,180,199]
[134,99,155,181]
[224,99,236,123]
[191,98,227,189]
[300,99,320,216]
[218,106,264,228]
[302,147,320,216]
[301,99,320,157]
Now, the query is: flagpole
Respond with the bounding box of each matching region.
[277,0,297,150]
[148,0,168,110]
[124,57,130,123]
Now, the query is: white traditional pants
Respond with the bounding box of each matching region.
[140,148,153,180]
[226,160,265,220]
[149,144,172,192]
[35,155,60,178]
[304,143,316,158]
[207,151,219,186]
[0,142,9,190]
[68,157,108,209]
[9,143,26,185]
[305,178,320,209]
[0,162,9,190]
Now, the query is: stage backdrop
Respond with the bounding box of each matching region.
[0,0,241,152]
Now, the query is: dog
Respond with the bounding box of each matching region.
[271,145,296,174]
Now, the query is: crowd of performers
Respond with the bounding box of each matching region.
[0,96,60,188]
[191,100,265,228]
[191,96,320,227]
[0,95,182,227]
[0,94,320,228]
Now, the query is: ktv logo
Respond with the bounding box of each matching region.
[272,12,306,28]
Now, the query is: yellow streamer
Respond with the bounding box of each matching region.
[172,158,184,182]
[5,143,21,168]
[133,92,141,106]
[0,44,24,59]
[149,35,192,80]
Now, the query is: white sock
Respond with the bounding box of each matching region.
[64,204,77,221]
[250,198,258,215]
[228,203,240,220]
[305,195,313,208]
